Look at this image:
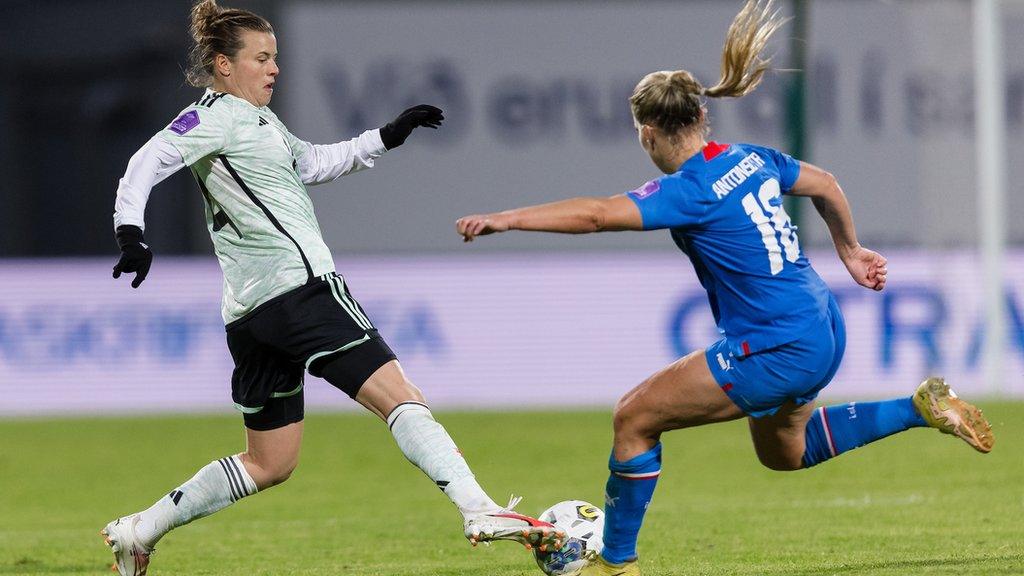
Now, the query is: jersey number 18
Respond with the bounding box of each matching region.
[741,178,800,275]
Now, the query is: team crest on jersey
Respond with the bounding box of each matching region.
[170,110,200,135]
[629,180,660,199]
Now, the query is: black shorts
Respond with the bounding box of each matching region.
[225,272,397,431]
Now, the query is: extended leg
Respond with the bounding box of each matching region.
[320,357,563,550]
[597,350,743,571]
[749,396,925,470]
[102,422,301,575]
[798,397,925,468]
[750,377,993,473]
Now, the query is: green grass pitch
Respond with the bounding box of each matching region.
[2,403,1022,575]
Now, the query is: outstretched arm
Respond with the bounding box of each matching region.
[295,105,443,186]
[294,130,388,185]
[456,195,643,241]
[788,161,887,291]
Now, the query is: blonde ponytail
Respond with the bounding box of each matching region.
[629,0,787,134]
[704,0,787,99]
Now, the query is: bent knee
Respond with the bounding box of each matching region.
[756,452,804,472]
[613,399,660,441]
[272,465,296,485]
[611,399,634,434]
[245,455,299,489]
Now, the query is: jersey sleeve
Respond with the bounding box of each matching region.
[261,109,388,185]
[158,104,234,166]
[625,176,701,230]
[293,130,388,185]
[113,136,187,231]
[276,121,314,161]
[760,146,801,192]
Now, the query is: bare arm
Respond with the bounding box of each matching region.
[456,195,643,241]
[788,162,859,258]
[789,161,887,291]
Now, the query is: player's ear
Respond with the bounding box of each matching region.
[640,125,656,149]
[215,53,232,78]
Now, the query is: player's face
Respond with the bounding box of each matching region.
[228,31,279,107]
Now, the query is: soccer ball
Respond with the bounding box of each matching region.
[533,500,604,575]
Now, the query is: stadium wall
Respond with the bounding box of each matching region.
[2,250,1022,416]
[277,0,1024,254]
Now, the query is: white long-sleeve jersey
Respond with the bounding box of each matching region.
[113,89,388,323]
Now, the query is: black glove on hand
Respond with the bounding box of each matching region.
[379,104,444,150]
[112,225,153,289]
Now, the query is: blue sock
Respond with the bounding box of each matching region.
[601,443,662,565]
[802,397,926,468]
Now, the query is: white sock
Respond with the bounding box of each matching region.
[387,402,500,518]
[133,455,258,548]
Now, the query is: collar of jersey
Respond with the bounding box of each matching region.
[678,141,731,173]
[203,88,269,112]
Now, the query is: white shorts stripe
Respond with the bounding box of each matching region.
[327,276,372,330]
[336,277,374,329]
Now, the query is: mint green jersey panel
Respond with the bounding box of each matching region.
[159,90,335,324]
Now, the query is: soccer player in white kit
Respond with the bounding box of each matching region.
[102,2,563,574]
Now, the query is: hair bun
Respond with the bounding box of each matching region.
[668,70,704,95]
[190,0,222,41]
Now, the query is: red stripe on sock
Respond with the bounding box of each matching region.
[820,407,838,457]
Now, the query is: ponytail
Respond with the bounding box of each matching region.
[630,0,787,134]
[704,0,787,99]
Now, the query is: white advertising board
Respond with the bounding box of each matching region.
[1,251,1020,416]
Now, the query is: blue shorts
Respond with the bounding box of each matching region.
[705,297,846,418]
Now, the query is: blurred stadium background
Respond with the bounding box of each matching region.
[2,2,1023,575]
[0,0,1020,414]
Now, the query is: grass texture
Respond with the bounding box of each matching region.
[1,403,1021,575]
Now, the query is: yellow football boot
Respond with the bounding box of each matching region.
[570,555,640,576]
[912,377,994,453]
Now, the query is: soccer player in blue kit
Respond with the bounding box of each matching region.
[456,1,994,574]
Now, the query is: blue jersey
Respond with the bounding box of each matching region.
[627,142,832,357]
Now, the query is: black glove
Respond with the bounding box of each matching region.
[112,225,153,289]
[378,104,444,150]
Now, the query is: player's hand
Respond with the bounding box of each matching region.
[841,245,886,291]
[379,105,444,150]
[112,225,153,289]
[456,213,511,242]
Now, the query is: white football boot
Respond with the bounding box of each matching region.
[101,514,153,576]
[464,495,566,551]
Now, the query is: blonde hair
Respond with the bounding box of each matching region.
[185,0,273,88]
[630,0,787,134]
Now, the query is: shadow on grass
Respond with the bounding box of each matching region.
[782,553,1024,576]
[0,558,96,574]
